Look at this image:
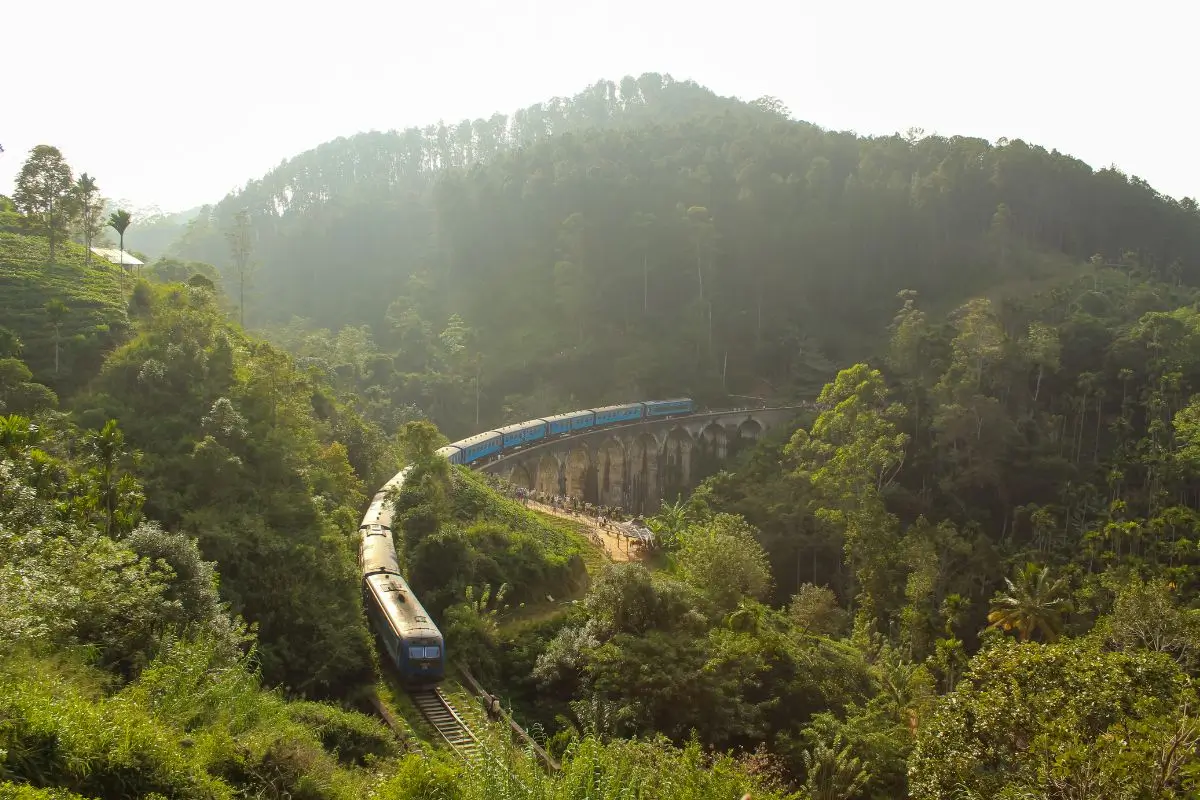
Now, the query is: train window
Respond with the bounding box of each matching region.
[408,646,441,660]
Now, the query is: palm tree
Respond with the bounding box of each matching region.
[988,563,1070,642]
[75,174,99,266]
[647,497,691,551]
[801,733,870,800]
[44,300,68,374]
[107,209,132,272]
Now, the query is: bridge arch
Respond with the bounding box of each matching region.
[597,438,627,508]
[508,462,533,489]
[661,427,696,502]
[737,418,763,441]
[628,432,661,516]
[564,445,597,503]
[700,422,729,459]
[535,453,562,495]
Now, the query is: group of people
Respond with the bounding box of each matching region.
[489,478,632,526]
[483,476,651,551]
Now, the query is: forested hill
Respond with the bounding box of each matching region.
[168,72,1200,437]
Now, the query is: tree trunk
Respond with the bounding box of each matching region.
[48,198,56,266]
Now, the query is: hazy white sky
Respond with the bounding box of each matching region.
[2,0,1190,212]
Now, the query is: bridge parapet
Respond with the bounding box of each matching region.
[478,406,803,514]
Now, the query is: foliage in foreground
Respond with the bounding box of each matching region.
[0,643,399,800]
[375,735,790,800]
[911,638,1199,799]
[76,282,390,698]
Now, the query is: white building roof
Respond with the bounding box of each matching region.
[90,247,144,267]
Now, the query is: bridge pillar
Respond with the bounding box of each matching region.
[627,431,661,515]
[596,437,627,508]
[564,443,598,504]
[507,461,534,489]
[660,426,696,505]
[534,452,563,496]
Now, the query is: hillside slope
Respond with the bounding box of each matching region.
[0,233,132,393]
[166,73,1200,439]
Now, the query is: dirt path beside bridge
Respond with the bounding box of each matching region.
[528,501,642,563]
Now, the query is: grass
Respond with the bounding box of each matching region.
[452,469,595,562]
[376,677,440,751]
[528,510,608,575]
[0,233,132,394]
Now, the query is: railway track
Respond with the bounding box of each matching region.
[408,687,482,760]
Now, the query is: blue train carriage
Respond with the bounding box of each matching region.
[364,572,446,684]
[436,444,464,466]
[590,403,645,427]
[541,410,596,436]
[495,419,548,449]
[643,397,694,418]
[359,528,445,683]
[362,467,409,529]
[450,430,504,465]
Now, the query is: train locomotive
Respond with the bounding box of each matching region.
[359,397,693,684]
[358,469,445,684]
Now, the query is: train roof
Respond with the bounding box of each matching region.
[380,467,411,493]
[452,430,503,448]
[590,403,644,413]
[360,530,402,576]
[494,419,546,434]
[365,572,442,640]
[539,410,594,422]
[647,396,693,404]
[435,444,461,456]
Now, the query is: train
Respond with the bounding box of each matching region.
[358,397,694,684]
[358,468,446,685]
[435,397,694,467]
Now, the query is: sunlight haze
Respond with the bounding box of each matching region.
[3,0,1189,211]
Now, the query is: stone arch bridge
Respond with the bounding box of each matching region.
[479,407,801,515]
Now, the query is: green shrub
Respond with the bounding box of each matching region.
[0,783,90,800]
[286,702,398,766]
[0,655,225,800]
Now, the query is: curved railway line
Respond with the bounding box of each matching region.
[359,399,795,764]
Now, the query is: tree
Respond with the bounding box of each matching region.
[86,418,141,537]
[1023,321,1061,403]
[911,640,1199,799]
[107,209,133,271]
[800,733,870,800]
[0,328,22,359]
[225,208,255,327]
[750,95,791,118]
[1099,575,1200,672]
[987,563,1069,642]
[44,300,68,375]
[73,173,103,266]
[788,364,908,632]
[675,513,771,611]
[788,584,849,637]
[13,145,74,264]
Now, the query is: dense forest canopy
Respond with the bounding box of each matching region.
[166,73,1200,439]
